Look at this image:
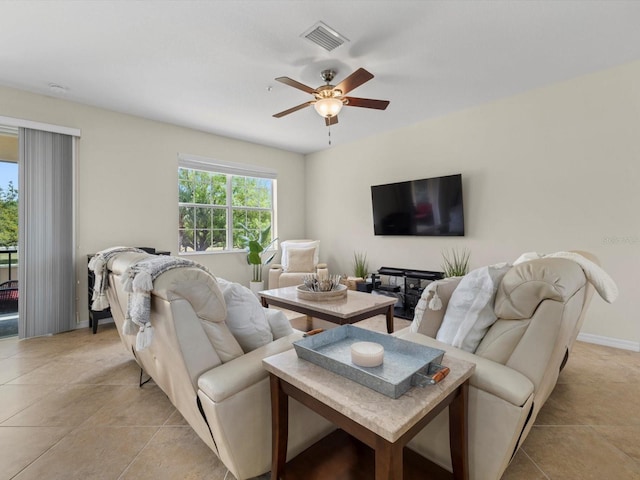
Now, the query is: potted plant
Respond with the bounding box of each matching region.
[353,251,369,279]
[353,251,372,292]
[441,247,470,277]
[239,225,278,295]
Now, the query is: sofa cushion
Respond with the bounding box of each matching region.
[217,279,273,353]
[494,258,586,319]
[199,319,245,363]
[264,308,294,339]
[281,240,319,271]
[436,263,511,353]
[152,267,227,324]
[286,246,316,273]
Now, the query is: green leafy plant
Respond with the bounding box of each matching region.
[239,225,278,282]
[353,251,369,279]
[441,248,470,277]
[0,182,18,248]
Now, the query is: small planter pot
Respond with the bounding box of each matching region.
[249,280,264,298]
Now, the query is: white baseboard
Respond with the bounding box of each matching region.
[577,332,640,352]
[75,317,114,330]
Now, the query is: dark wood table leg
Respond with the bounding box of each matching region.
[270,374,288,480]
[448,381,469,480]
[375,437,403,480]
[385,305,394,333]
[261,297,269,308]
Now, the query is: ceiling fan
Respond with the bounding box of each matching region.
[273,68,390,126]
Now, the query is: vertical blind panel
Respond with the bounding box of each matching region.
[18,128,75,338]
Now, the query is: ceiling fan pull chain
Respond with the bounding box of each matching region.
[328,125,332,146]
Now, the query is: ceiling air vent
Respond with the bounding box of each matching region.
[301,21,349,51]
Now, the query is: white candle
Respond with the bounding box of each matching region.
[317,270,329,282]
[351,341,384,367]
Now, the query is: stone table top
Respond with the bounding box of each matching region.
[263,348,475,443]
[260,286,397,320]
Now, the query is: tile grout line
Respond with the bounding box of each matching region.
[116,425,163,480]
[585,424,640,470]
[519,446,551,480]
[9,424,82,480]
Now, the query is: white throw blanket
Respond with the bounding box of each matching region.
[88,247,149,311]
[513,251,618,303]
[122,255,211,351]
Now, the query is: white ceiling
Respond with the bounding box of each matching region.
[2,1,640,154]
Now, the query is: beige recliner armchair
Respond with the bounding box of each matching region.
[100,250,333,480]
[395,252,614,480]
[268,239,328,288]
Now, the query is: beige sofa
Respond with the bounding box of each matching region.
[101,250,333,480]
[98,248,612,480]
[396,252,609,480]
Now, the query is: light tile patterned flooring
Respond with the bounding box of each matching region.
[0,321,639,479]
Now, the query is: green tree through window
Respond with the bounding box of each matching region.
[178,167,274,253]
[0,181,18,247]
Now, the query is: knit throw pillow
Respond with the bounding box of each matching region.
[286,247,316,273]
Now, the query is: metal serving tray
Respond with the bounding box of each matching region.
[293,325,445,399]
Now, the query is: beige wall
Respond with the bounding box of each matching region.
[0,133,18,162]
[2,59,638,345]
[305,60,640,346]
[0,86,306,324]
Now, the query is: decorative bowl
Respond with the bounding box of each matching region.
[296,284,348,301]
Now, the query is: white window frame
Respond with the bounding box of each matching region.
[178,153,277,255]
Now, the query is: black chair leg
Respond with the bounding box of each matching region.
[139,368,152,387]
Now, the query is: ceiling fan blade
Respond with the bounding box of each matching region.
[273,101,314,118]
[334,68,374,95]
[325,115,338,126]
[344,97,390,110]
[275,76,316,94]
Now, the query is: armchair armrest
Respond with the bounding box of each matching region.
[396,331,534,406]
[197,332,303,403]
[268,264,283,289]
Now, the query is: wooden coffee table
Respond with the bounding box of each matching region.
[260,286,399,333]
[263,349,475,480]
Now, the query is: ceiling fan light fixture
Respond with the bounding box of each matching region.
[314,97,343,118]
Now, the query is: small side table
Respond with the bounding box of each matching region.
[263,349,475,480]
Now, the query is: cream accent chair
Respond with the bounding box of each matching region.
[103,251,333,480]
[395,253,599,480]
[268,239,328,288]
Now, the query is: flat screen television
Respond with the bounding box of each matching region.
[371,174,465,236]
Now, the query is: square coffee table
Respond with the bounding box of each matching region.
[263,349,475,480]
[260,286,399,333]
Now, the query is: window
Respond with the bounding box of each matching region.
[178,154,276,253]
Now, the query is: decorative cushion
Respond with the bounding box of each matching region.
[217,279,273,353]
[285,246,316,273]
[264,308,294,339]
[281,240,319,271]
[436,263,511,353]
[410,276,463,338]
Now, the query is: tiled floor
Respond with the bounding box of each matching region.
[0,322,639,479]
